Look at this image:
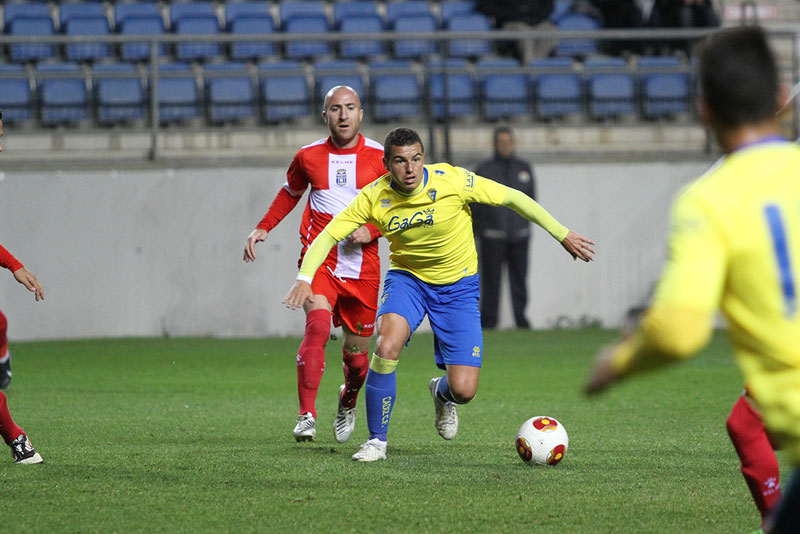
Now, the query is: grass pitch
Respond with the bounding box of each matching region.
[1,329,785,533]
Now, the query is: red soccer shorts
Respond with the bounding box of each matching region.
[311,267,379,337]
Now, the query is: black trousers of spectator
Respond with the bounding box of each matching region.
[478,237,530,329]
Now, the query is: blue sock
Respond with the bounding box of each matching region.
[436,374,459,404]
[364,354,397,442]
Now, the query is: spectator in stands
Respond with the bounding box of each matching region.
[589,0,646,55]
[648,0,720,54]
[477,0,557,61]
[472,127,536,329]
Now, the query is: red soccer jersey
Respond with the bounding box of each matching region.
[257,134,386,281]
[0,244,22,273]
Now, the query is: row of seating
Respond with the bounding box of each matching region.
[0,55,692,126]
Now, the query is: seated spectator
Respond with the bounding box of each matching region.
[648,0,720,54]
[477,0,556,61]
[590,0,645,55]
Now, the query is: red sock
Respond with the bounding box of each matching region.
[296,309,331,418]
[340,350,369,409]
[727,395,782,520]
[0,309,7,359]
[0,391,24,445]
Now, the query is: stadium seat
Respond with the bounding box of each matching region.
[530,57,582,119]
[0,64,33,123]
[93,63,145,125]
[638,56,691,119]
[585,57,635,119]
[4,3,51,28]
[115,3,161,28]
[333,1,380,27]
[284,15,331,60]
[314,60,365,103]
[428,58,475,119]
[393,14,437,59]
[65,16,111,62]
[385,1,433,23]
[439,1,476,26]
[174,15,222,61]
[553,13,599,58]
[230,14,276,60]
[170,2,217,27]
[339,14,384,59]
[37,63,89,126]
[279,1,327,27]
[370,60,421,121]
[477,58,527,119]
[204,62,256,124]
[225,1,271,27]
[446,13,491,58]
[120,16,166,62]
[156,62,201,124]
[259,61,311,122]
[8,16,56,62]
[59,3,106,27]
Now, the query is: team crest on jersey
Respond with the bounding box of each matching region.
[381,199,392,208]
[428,188,437,202]
[336,169,347,186]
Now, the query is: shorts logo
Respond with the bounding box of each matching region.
[381,292,389,304]
[381,396,392,425]
[472,346,481,358]
[336,169,347,186]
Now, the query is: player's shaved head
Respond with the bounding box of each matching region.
[323,85,361,111]
[322,86,364,150]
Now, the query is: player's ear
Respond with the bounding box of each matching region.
[695,95,711,125]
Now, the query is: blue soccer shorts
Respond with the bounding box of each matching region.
[377,270,483,370]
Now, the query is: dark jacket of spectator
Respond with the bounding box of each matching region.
[473,155,536,240]
[477,0,554,26]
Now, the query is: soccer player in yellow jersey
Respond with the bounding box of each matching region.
[585,27,800,533]
[284,127,595,461]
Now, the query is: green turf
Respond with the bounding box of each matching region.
[0,329,786,533]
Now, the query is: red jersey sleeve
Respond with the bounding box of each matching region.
[365,223,382,241]
[0,244,23,272]
[255,152,308,232]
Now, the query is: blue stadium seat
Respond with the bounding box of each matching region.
[279,1,327,27]
[585,57,635,119]
[230,14,276,60]
[156,62,201,124]
[59,3,106,27]
[259,61,310,122]
[284,15,331,59]
[530,57,582,119]
[439,1,476,26]
[93,63,145,125]
[115,3,161,28]
[553,13,599,57]
[393,14,437,58]
[175,15,221,61]
[0,64,33,123]
[428,58,474,119]
[37,63,89,125]
[4,3,51,28]
[9,16,56,62]
[446,13,491,58]
[333,1,379,27]
[339,14,384,59]
[385,1,433,22]
[477,57,527,119]
[65,16,111,62]
[120,16,166,62]
[205,62,256,124]
[638,56,691,119]
[314,60,365,103]
[370,60,420,121]
[225,1,270,26]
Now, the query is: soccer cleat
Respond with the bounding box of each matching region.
[333,384,356,443]
[0,352,11,390]
[10,434,43,464]
[429,377,458,440]
[293,412,316,442]
[351,438,387,462]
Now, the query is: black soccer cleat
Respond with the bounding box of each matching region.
[11,434,43,464]
[0,354,11,390]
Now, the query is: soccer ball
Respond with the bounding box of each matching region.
[515,416,569,466]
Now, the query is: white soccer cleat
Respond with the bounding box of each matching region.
[10,434,43,464]
[429,377,458,440]
[293,412,316,442]
[351,438,387,462]
[333,384,356,443]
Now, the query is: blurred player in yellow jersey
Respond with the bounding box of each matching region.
[585,27,800,533]
[285,127,595,461]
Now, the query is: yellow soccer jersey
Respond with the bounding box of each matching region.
[320,163,566,285]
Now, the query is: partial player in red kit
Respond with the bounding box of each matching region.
[244,86,385,443]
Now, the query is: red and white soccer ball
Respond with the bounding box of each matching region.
[515,416,569,466]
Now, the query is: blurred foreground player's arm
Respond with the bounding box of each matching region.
[0,244,44,301]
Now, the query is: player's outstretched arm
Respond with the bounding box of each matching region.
[560,230,595,262]
[12,266,44,301]
[243,228,268,262]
